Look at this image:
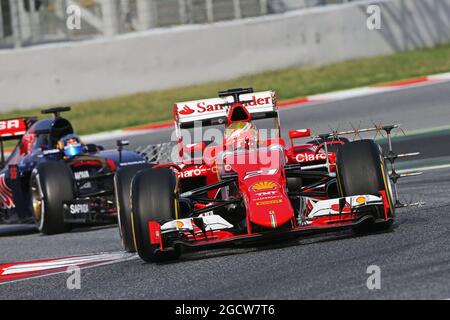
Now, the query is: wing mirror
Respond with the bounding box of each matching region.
[183,142,206,154]
[117,140,130,165]
[289,129,311,140]
[116,140,129,150]
[289,129,311,149]
[85,144,99,153]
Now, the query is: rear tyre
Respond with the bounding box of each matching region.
[31,162,74,235]
[336,140,394,234]
[131,168,180,262]
[114,164,150,252]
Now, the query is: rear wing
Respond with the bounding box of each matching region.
[0,117,36,167]
[174,89,277,129]
[0,118,35,141]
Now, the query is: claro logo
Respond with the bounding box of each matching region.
[178,96,271,115]
[295,153,327,163]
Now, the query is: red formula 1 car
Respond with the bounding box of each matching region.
[115,88,418,262]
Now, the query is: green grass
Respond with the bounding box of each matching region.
[4,44,450,136]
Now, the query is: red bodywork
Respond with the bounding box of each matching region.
[146,90,390,251]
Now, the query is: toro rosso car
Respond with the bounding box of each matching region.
[115,88,420,262]
[0,107,146,235]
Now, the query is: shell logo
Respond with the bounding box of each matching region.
[176,221,184,228]
[250,181,279,192]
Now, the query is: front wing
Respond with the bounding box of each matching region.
[147,194,391,253]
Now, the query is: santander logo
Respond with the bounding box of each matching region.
[179,105,195,115]
[178,95,272,116]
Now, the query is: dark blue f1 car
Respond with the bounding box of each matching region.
[0,107,148,235]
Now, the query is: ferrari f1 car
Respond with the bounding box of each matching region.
[0,107,147,234]
[115,88,420,262]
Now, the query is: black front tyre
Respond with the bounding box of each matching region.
[131,168,180,262]
[31,162,74,235]
[114,164,150,252]
[336,140,395,233]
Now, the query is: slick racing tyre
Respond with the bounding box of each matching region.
[336,140,394,233]
[31,162,74,235]
[131,167,181,262]
[114,163,149,252]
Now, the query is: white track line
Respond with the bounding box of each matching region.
[0,252,138,285]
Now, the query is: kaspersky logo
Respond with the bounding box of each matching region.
[178,105,195,115]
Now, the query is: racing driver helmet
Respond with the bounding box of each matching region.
[58,134,85,158]
[224,122,259,151]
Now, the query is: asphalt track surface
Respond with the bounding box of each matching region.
[1,80,450,299]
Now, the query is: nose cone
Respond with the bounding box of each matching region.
[244,180,295,229]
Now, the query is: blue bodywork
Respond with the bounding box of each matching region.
[0,115,147,225]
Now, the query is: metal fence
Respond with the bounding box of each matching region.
[0,0,360,49]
